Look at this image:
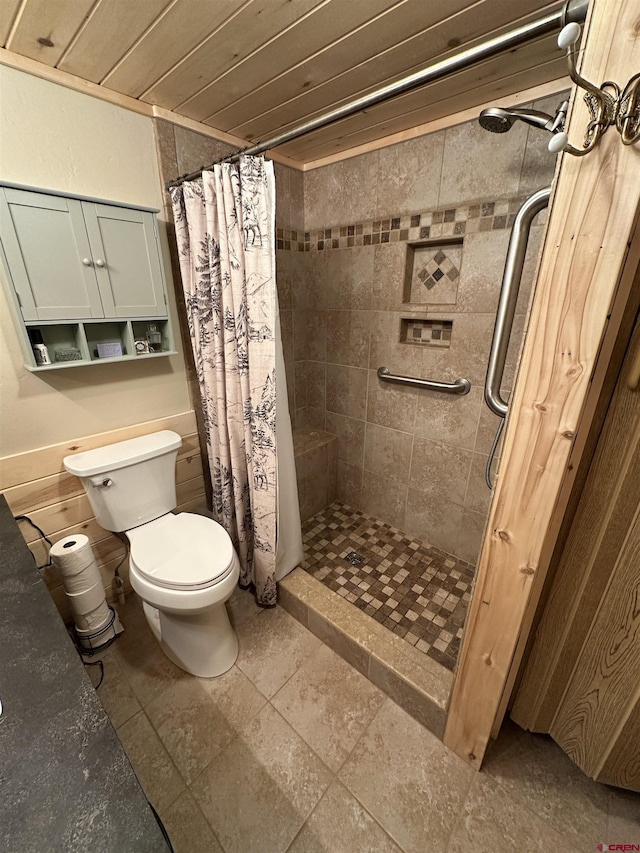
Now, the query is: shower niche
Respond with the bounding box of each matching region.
[400,238,462,346]
[400,317,452,347]
[403,238,463,306]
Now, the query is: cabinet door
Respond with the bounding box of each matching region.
[0,188,104,321]
[82,203,167,318]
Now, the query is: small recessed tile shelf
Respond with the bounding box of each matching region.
[401,318,453,347]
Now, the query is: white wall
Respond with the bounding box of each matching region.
[0,65,191,455]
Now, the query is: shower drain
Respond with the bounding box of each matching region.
[345,551,364,566]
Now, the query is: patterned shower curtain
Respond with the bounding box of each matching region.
[170,157,277,606]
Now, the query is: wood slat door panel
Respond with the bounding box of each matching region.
[58,0,171,84]
[598,704,640,791]
[5,0,95,66]
[221,0,556,139]
[512,312,640,792]
[550,508,640,789]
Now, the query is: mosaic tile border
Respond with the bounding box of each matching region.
[276,196,528,252]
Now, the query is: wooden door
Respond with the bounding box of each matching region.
[0,187,103,321]
[82,203,166,318]
[511,310,640,792]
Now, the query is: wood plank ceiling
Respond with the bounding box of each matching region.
[1,0,567,163]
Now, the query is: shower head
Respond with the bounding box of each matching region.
[478,105,565,134]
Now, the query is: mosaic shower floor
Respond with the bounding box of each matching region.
[301,501,476,672]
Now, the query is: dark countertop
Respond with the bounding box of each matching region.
[0,495,169,852]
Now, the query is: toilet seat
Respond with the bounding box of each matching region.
[127,512,235,591]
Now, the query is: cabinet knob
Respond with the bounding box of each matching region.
[95,259,106,268]
[82,258,93,266]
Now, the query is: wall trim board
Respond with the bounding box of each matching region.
[150,105,301,170]
[0,49,302,171]
[300,76,571,171]
[444,0,640,769]
[0,410,198,490]
[0,47,569,175]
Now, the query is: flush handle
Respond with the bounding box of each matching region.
[89,476,113,488]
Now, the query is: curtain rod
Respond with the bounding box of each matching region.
[166,0,588,190]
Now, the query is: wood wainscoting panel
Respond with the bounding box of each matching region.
[0,411,207,621]
[550,507,640,790]
[511,314,640,791]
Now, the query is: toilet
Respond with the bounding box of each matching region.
[63,430,240,678]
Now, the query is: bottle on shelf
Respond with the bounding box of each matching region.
[28,328,51,365]
[146,323,162,353]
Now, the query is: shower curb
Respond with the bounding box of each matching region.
[279,568,452,739]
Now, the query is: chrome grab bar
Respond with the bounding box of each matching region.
[377,366,471,395]
[484,186,551,418]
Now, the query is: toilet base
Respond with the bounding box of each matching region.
[142,600,238,678]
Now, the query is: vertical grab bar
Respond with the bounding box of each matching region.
[484,186,551,418]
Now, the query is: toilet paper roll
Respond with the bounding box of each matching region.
[50,535,111,633]
[50,535,97,577]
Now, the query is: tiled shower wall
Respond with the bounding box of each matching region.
[278,91,567,563]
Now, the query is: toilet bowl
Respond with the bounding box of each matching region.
[126,512,239,677]
[63,430,240,678]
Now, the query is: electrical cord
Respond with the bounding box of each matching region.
[148,803,175,852]
[14,513,54,570]
[81,658,105,690]
[113,532,129,605]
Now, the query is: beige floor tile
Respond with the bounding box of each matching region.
[607,788,640,843]
[447,773,580,853]
[288,780,402,853]
[191,704,332,853]
[117,711,185,813]
[160,790,223,853]
[236,606,322,698]
[339,699,474,853]
[145,678,237,784]
[111,612,188,708]
[197,663,267,730]
[91,650,141,730]
[272,643,385,772]
[226,586,263,629]
[483,730,610,849]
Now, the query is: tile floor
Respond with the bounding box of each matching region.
[90,589,639,853]
[302,501,475,671]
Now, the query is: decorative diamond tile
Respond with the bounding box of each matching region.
[417,251,460,291]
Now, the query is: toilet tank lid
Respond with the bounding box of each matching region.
[63,430,183,477]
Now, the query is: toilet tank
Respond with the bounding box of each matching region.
[64,430,183,532]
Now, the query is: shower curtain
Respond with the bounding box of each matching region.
[170,157,278,606]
